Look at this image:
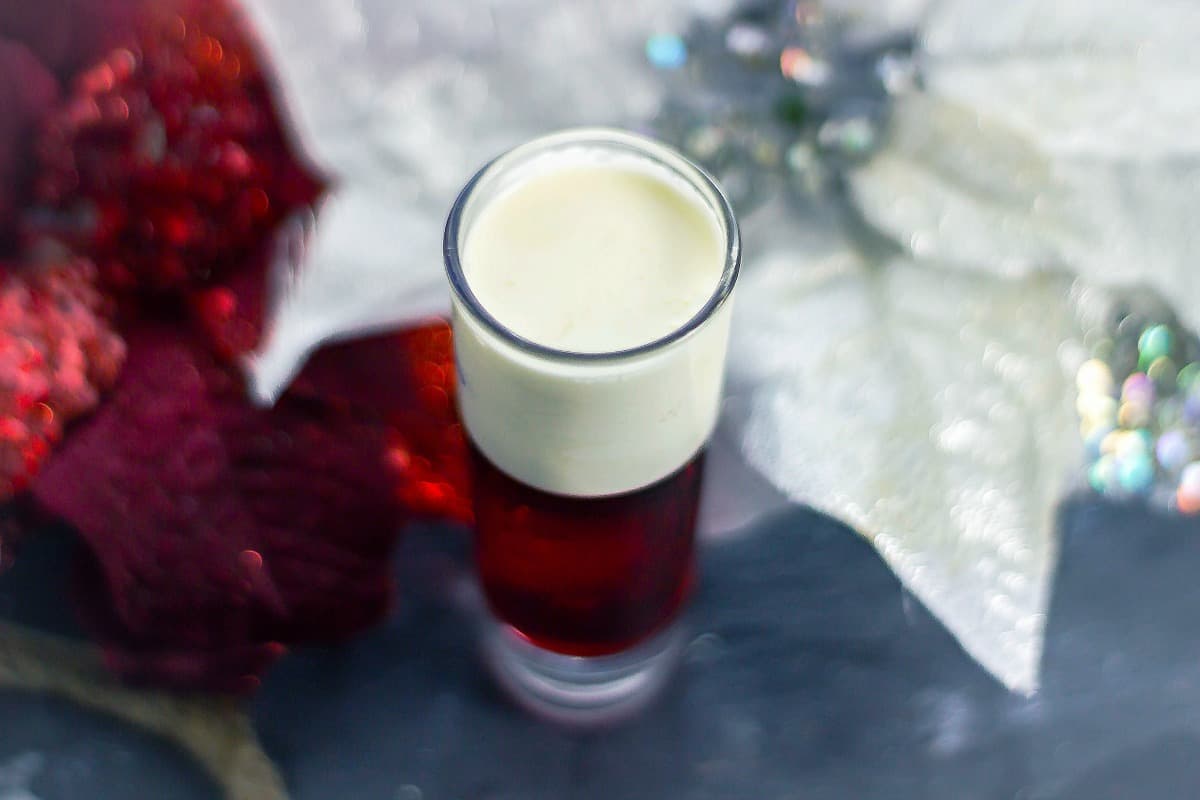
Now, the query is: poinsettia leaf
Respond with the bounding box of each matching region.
[920,0,1200,159]
[30,322,408,691]
[725,210,1096,693]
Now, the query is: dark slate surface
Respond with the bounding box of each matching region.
[1,499,1198,799]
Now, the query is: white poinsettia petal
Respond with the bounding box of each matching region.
[921,0,1200,159]
[244,185,445,404]
[725,208,1095,692]
[848,94,1075,274]
[849,0,1200,331]
[849,92,1200,334]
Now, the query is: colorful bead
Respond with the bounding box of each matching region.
[1148,355,1177,389]
[645,35,688,70]
[1177,362,1200,393]
[1089,455,1117,493]
[1178,462,1200,514]
[1076,393,1116,426]
[1118,401,1151,429]
[1185,391,1200,425]
[1076,358,1114,395]
[1137,324,1173,370]
[780,46,830,86]
[724,24,772,61]
[1083,424,1114,460]
[1077,308,1200,512]
[1156,429,1193,472]
[1116,452,1155,494]
[1121,372,1155,407]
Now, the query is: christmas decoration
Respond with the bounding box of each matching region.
[1075,295,1200,514]
[30,0,323,295]
[0,0,486,699]
[646,0,912,212]
[0,259,124,500]
[0,0,1195,743]
[31,323,412,692]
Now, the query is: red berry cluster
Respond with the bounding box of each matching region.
[0,259,125,499]
[31,0,322,294]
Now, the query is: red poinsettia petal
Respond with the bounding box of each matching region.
[30,322,405,692]
[294,321,473,524]
[73,553,288,694]
[0,40,58,255]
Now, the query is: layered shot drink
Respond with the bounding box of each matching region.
[444,129,739,723]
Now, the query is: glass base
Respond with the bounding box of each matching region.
[480,615,686,727]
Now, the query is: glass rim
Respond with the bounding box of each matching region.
[443,127,741,364]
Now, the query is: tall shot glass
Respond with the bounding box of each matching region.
[444,128,740,724]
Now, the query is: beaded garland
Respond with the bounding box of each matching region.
[1078,301,1200,513]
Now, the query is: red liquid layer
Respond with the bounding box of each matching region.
[472,445,703,657]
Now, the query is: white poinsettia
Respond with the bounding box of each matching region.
[740,0,1200,690]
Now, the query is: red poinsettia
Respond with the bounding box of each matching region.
[1,0,474,692]
[31,321,469,692]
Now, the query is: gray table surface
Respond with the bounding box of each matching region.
[2,498,1198,799]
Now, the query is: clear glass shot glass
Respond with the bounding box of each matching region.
[444,128,740,725]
